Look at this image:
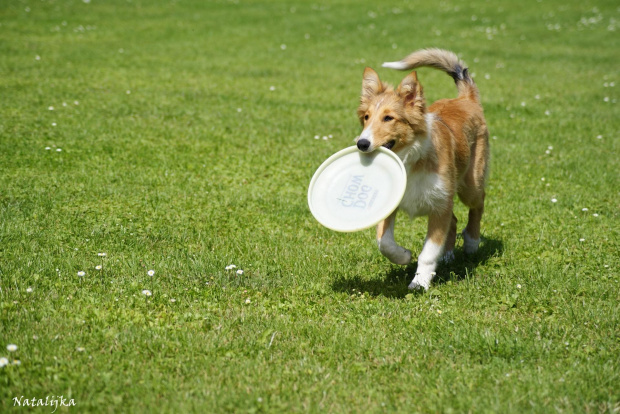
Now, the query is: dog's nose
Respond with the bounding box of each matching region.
[357,139,371,152]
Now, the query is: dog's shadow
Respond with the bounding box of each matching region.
[331,236,504,299]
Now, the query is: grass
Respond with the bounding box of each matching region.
[0,0,619,412]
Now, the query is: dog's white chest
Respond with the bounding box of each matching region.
[398,171,448,217]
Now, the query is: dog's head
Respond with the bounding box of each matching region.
[356,68,427,153]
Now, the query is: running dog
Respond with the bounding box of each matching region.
[356,48,489,290]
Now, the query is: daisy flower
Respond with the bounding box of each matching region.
[225,264,237,270]
[0,357,8,367]
[98,253,107,257]
[77,271,85,277]
[142,290,152,297]
[236,269,244,275]
[95,265,102,270]
[6,344,18,352]
[26,287,33,293]
[147,270,155,276]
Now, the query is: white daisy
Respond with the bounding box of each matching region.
[6,344,17,352]
[95,265,102,270]
[98,252,107,257]
[147,270,155,276]
[77,271,85,277]
[0,357,8,367]
[225,264,237,270]
[245,298,251,304]
[142,289,152,296]
[26,287,33,293]
[237,269,244,275]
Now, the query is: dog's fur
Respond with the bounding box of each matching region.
[355,48,489,290]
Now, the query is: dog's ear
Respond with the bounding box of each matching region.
[397,71,423,106]
[361,67,384,101]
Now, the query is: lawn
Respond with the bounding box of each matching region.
[0,0,618,412]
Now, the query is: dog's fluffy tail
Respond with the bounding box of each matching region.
[382,48,479,103]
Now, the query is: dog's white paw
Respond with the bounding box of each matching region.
[462,230,480,254]
[442,250,455,263]
[378,240,412,265]
[385,247,412,265]
[408,271,436,291]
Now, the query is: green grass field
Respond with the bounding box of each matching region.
[1,0,619,412]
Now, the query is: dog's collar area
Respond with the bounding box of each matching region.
[383,140,396,150]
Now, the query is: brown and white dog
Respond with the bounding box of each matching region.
[356,48,489,290]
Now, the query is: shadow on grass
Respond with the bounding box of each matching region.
[331,236,504,299]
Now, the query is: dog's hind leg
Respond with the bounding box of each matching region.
[376,211,412,265]
[442,213,458,263]
[462,199,484,254]
[459,127,489,254]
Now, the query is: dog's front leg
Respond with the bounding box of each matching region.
[376,211,412,265]
[409,209,452,290]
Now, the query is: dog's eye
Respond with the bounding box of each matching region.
[364,114,369,121]
[383,115,394,122]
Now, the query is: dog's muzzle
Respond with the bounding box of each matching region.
[383,140,396,150]
[357,138,371,152]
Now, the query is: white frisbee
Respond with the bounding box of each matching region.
[308,146,407,232]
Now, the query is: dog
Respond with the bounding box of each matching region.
[355,48,489,290]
